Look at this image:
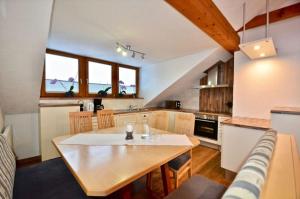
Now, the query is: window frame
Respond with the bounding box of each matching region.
[117,64,140,98]
[41,49,140,98]
[41,49,85,97]
[86,58,115,98]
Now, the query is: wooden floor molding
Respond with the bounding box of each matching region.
[16,155,41,168]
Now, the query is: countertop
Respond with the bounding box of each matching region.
[271,107,300,115]
[39,103,80,107]
[221,117,271,130]
[111,108,231,116]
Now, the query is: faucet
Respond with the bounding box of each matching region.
[129,104,138,111]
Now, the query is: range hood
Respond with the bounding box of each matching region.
[193,61,230,89]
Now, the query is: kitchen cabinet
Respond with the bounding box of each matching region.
[40,105,80,161]
[221,124,265,172]
[217,116,231,145]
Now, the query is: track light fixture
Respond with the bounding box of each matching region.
[116,42,145,60]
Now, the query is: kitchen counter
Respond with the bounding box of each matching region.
[271,107,300,115]
[222,117,271,130]
[112,108,231,117]
[39,103,80,107]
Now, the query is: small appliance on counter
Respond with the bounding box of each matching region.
[93,98,104,113]
[164,100,181,109]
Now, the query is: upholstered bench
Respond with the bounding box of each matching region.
[0,130,97,199]
[166,130,277,199]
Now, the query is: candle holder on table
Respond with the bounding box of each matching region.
[125,122,135,140]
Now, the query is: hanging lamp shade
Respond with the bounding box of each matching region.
[239,0,277,59]
[239,37,276,59]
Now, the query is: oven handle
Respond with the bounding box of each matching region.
[195,119,217,123]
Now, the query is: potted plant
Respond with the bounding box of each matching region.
[118,80,127,97]
[50,77,76,97]
[98,87,111,97]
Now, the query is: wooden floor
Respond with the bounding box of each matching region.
[133,145,234,198]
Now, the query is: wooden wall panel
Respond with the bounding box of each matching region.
[199,87,233,113]
[199,58,234,113]
[218,58,234,86]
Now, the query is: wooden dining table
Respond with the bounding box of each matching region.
[52,126,200,198]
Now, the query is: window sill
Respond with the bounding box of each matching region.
[39,97,144,100]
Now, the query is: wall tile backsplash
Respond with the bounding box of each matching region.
[39,98,144,110]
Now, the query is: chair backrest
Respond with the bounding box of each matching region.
[149,111,169,131]
[69,112,93,134]
[97,110,115,129]
[174,113,195,136]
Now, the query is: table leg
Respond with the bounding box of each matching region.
[161,163,172,196]
[120,183,132,199]
[146,172,152,191]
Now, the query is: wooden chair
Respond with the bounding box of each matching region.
[149,111,169,131]
[174,113,195,135]
[97,110,115,129]
[168,150,193,188]
[69,112,93,134]
[170,113,195,188]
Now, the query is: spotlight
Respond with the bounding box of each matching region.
[260,52,265,57]
[254,45,260,50]
[122,51,127,57]
[116,46,122,53]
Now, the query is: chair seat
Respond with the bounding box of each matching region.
[168,152,191,170]
[165,175,226,199]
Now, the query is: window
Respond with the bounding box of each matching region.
[88,61,112,95]
[45,53,79,94]
[41,49,139,98]
[118,67,137,95]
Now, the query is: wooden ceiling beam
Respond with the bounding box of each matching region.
[165,0,240,53]
[237,3,300,32]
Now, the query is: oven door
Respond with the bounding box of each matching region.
[194,118,218,140]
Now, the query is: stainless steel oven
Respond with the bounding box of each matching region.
[194,114,218,140]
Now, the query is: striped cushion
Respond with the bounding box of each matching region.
[0,134,16,199]
[222,129,277,199]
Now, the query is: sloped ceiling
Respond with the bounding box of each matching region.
[0,0,53,114]
[144,47,232,107]
[48,0,219,67]
[213,0,300,30]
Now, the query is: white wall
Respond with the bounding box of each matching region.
[39,98,145,110]
[168,88,200,110]
[141,48,232,107]
[140,49,216,105]
[233,17,300,119]
[5,113,40,159]
[0,0,53,114]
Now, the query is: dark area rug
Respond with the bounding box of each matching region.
[13,158,125,199]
